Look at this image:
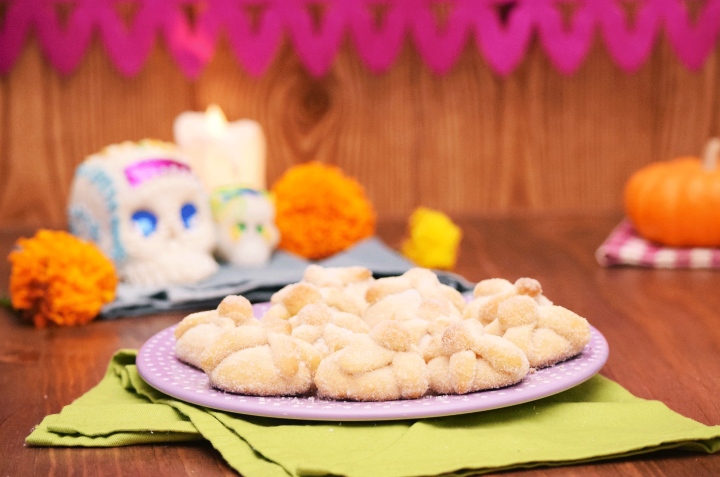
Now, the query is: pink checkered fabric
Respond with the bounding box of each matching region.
[596,219,720,268]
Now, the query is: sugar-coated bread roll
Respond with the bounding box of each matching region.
[174,295,259,368]
[365,268,465,313]
[174,312,236,369]
[200,326,321,396]
[266,282,324,320]
[427,320,529,394]
[489,295,591,368]
[463,277,553,326]
[289,303,370,356]
[302,264,373,288]
[314,321,429,401]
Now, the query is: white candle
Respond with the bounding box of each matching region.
[173,104,266,192]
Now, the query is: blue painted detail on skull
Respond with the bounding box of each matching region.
[72,164,126,262]
[180,202,198,229]
[131,210,158,237]
[69,205,100,242]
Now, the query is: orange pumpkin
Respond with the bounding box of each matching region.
[624,138,720,247]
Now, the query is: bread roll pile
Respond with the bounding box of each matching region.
[174,265,591,401]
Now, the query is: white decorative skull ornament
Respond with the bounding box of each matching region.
[68,140,219,286]
[211,187,280,267]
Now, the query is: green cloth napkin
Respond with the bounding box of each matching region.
[27,350,720,477]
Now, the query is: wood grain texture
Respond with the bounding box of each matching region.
[1,216,719,476]
[1,37,720,227]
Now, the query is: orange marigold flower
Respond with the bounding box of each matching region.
[8,229,118,328]
[271,162,376,260]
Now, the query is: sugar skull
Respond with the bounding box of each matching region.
[211,187,280,266]
[68,140,219,286]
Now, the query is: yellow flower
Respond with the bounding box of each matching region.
[402,207,462,270]
[272,162,376,260]
[8,230,118,327]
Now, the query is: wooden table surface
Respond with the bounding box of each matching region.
[1,215,719,476]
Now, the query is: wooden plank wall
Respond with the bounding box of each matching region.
[1,35,719,228]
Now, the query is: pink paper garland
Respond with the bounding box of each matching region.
[1,0,719,79]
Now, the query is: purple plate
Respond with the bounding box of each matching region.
[137,303,609,421]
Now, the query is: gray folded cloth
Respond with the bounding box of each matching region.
[101,237,474,319]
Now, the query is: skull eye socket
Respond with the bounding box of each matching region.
[131,210,158,237]
[181,203,198,229]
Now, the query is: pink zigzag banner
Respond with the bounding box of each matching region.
[1,0,719,79]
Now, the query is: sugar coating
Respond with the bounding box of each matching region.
[173,266,592,401]
[464,277,552,326]
[174,317,234,369]
[366,268,465,312]
[427,320,529,394]
[491,295,591,369]
[266,265,375,320]
[302,264,372,288]
[200,326,321,396]
[314,321,429,401]
[174,295,260,369]
[306,265,375,315]
[363,289,424,327]
[289,303,370,356]
[267,282,323,318]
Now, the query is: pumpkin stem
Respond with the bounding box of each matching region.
[702,138,720,171]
